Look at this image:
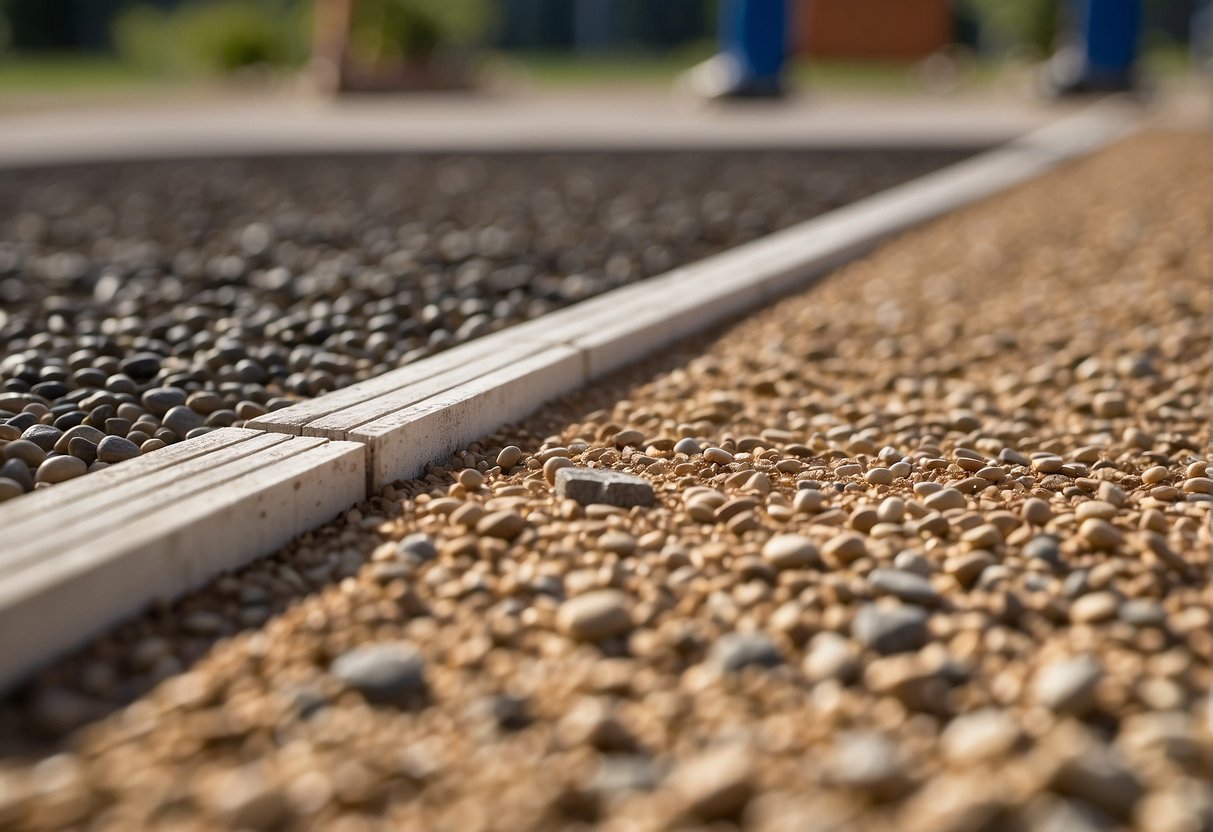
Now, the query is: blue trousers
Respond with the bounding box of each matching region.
[719,0,789,84]
[1080,0,1142,80]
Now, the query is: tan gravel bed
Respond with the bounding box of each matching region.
[1,131,1210,832]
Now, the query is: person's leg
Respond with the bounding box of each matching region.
[311,0,355,94]
[683,0,789,99]
[1081,0,1142,86]
[721,0,789,94]
[1045,0,1143,95]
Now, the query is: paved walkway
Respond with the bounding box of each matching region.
[0,88,1100,167]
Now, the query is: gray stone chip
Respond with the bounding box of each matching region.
[554,466,655,508]
[852,604,929,654]
[330,642,428,707]
[709,632,784,674]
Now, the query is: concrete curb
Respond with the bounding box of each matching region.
[0,429,366,691]
[0,100,1138,692]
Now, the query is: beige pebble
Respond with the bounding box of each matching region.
[476,511,527,540]
[823,533,868,564]
[496,445,523,468]
[457,468,484,490]
[1070,591,1120,623]
[924,488,966,511]
[1079,518,1123,550]
[1092,391,1128,418]
[613,429,645,447]
[1141,465,1169,485]
[961,524,1002,550]
[557,591,633,641]
[793,489,826,513]
[864,467,894,485]
[1075,500,1118,521]
[762,534,820,569]
[544,456,574,484]
[1021,498,1052,526]
[1181,477,1213,494]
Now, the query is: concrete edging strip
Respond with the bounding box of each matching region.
[0,429,366,690]
[0,100,1137,692]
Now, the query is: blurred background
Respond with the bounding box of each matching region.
[0,0,1206,107]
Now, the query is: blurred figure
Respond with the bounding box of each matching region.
[312,0,354,94]
[684,0,789,99]
[1043,0,1142,95]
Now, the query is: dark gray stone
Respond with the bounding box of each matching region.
[330,642,428,707]
[867,568,940,607]
[1025,534,1063,567]
[67,436,97,466]
[1,459,34,492]
[554,466,655,508]
[162,405,204,438]
[97,435,141,464]
[709,632,783,674]
[852,604,929,654]
[21,424,62,451]
[142,387,187,416]
[673,437,702,455]
[396,533,438,563]
[120,353,162,380]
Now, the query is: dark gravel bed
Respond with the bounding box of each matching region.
[0,148,969,496]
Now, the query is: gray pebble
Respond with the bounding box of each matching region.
[120,352,161,379]
[709,632,784,674]
[1024,534,1063,567]
[554,466,655,508]
[673,437,702,455]
[1027,796,1118,832]
[892,550,932,576]
[67,437,97,466]
[97,436,141,464]
[867,568,940,607]
[852,604,929,654]
[1118,598,1166,627]
[1051,744,1143,819]
[396,533,438,563]
[162,405,204,438]
[21,424,62,452]
[1063,570,1090,599]
[590,755,664,795]
[1,459,34,492]
[330,642,429,707]
[142,387,187,416]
